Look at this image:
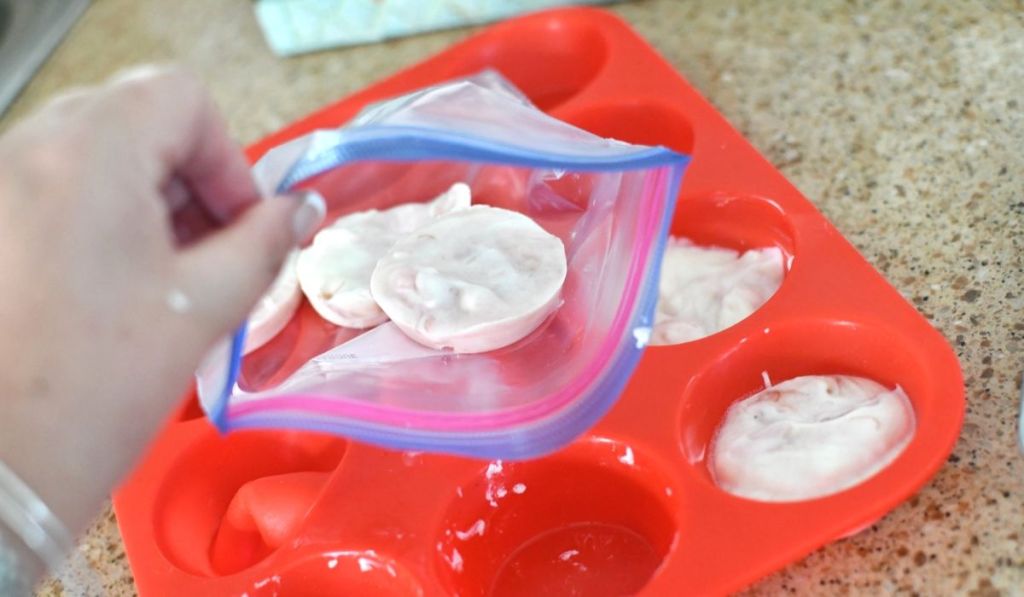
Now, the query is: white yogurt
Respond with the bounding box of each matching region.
[711,375,916,502]
[244,251,301,354]
[296,183,471,328]
[370,205,567,353]
[651,238,785,345]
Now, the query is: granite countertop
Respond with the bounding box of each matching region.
[2,0,1020,594]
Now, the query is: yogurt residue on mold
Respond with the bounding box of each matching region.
[651,237,785,345]
[711,374,916,502]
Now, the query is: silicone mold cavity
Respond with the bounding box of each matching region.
[678,317,926,494]
[560,99,695,154]
[152,429,346,576]
[447,17,608,110]
[643,193,796,347]
[436,438,678,597]
[670,193,796,257]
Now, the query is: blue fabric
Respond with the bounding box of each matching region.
[254,0,621,55]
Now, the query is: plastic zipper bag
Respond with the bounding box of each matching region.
[197,71,688,459]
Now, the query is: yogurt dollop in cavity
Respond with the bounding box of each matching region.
[244,251,301,354]
[296,183,471,328]
[711,375,916,502]
[651,238,785,345]
[370,205,567,353]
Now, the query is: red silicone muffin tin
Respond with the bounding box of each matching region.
[113,8,964,596]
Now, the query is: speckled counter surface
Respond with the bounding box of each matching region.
[3,0,1021,595]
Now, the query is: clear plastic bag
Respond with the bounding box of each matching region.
[197,72,688,458]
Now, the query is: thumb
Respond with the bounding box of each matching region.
[174,191,325,344]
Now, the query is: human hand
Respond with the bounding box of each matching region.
[0,66,324,536]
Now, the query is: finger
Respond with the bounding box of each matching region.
[173,192,324,345]
[163,176,191,213]
[45,86,93,114]
[165,176,221,247]
[101,65,258,222]
[171,200,218,248]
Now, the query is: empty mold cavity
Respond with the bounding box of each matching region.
[451,18,607,110]
[436,438,678,597]
[244,550,422,597]
[561,100,695,154]
[153,430,346,576]
[679,318,925,501]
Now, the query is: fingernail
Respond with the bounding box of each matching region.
[289,190,326,244]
